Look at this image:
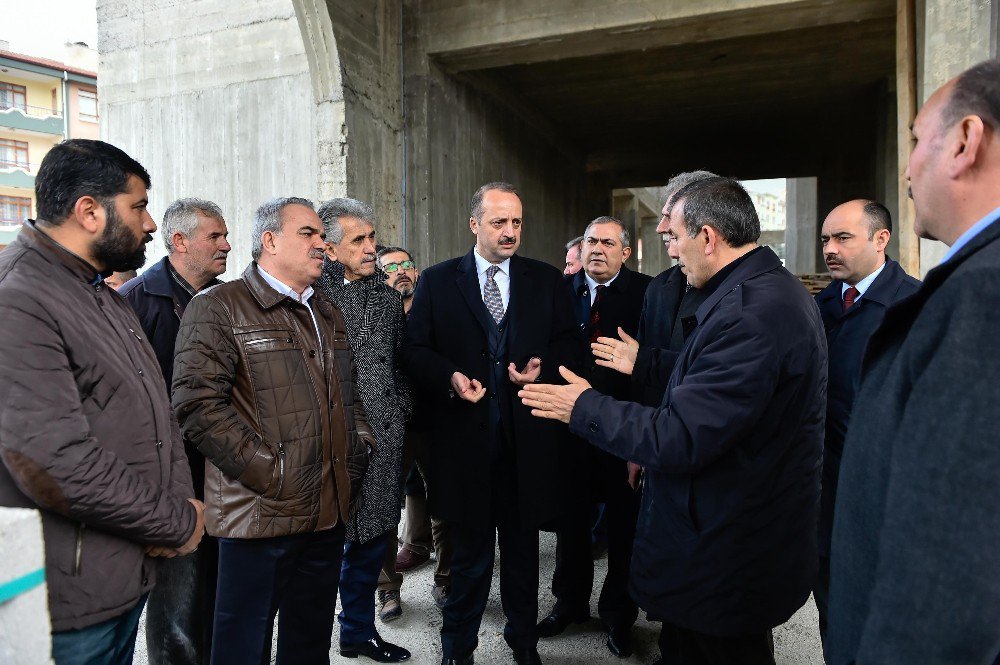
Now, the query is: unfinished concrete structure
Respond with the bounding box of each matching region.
[98,0,1000,277]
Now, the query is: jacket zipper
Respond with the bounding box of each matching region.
[274,441,286,498]
[74,523,85,575]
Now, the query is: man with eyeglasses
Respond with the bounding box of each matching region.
[375,246,455,624]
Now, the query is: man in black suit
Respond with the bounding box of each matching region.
[538,217,651,658]
[404,182,580,665]
[812,199,919,645]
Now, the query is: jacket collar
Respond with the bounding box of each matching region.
[141,256,176,298]
[241,262,305,309]
[572,264,634,295]
[921,214,1000,292]
[695,246,782,325]
[18,220,106,285]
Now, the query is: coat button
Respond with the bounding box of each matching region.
[332,456,338,464]
[378,355,387,363]
[588,422,599,433]
[155,440,162,448]
[309,350,317,358]
[137,369,144,376]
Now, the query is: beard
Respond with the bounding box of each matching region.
[92,202,150,272]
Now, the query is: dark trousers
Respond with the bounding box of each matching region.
[51,593,148,665]
[339,531,390,644]
[211,527,345,665]
[442,520,540,659]
[146,535,218,665]
[551,456,640,629]
[658,623,775,665]
[813,554,830,652]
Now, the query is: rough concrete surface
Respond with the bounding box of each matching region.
[0,508,52,665]
[133,530,822,664]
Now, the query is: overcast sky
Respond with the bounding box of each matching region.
[0,0,98,60]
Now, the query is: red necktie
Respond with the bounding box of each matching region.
[589,285,606,343]
[843,286,859,312]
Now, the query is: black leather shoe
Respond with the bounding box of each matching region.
[340,633,411,662]
[439,655,473,665]
[536,607,590,637]
[512,647,543,665]
[605,624,633,658]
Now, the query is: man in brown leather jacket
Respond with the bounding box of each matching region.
[172,197,374,665]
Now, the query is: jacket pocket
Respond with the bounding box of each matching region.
[238,439,281,498]
[345,433,370,514]
[73,523,85,576]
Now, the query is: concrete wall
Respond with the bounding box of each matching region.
[0,508,51,664]
[99,0,347,279]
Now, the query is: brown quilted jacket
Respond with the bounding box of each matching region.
[0,222,196,631]
[172,264,372,538]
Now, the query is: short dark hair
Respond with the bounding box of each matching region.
[565,235,584,252]
[35,139,151,225]
[862,200,892,238]
[470,182,518,221]
[669,177,760,247]
[941,58,1000,132]
[376,245,412,263]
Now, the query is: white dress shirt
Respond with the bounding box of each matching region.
[841,261,886,303]
[584,270,620,306]
[256,265,323,354]
[473,247,511,312]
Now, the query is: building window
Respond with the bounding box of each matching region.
[78,89,98,123]
[0,195,31,226]
[0,81,27,112]
[0,138,29,169]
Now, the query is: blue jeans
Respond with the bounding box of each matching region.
[51,593,148,665]
[338,532,390,645]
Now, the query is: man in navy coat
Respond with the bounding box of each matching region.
[521,177,826,665]
[811,199,918,644]
[404,182,580,665]
[828,59,1000,665]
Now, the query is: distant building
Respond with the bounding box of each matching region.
[0,40,98,250]
[747,188,787,265]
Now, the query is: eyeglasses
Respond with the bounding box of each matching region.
[382,260,415,273]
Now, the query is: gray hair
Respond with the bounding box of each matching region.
[583,216,630,248]
[668,177,760,247]
[161,197,225,253]
[470,181,519,221]
[316,197,375,244]
[663,170,718,209]
[565,235,584,252]
[251,196,314,261]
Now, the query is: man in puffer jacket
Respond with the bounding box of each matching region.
[0,139,205,665]
[172,196,374,665]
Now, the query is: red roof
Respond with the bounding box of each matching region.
[0,48,97,79]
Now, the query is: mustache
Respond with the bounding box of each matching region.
[362,253,376,262]
[499,236,516,244]
[309,249,325,260]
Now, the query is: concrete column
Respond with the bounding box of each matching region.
[918,0,997,273]
[784,177,818,274]
[0,508,51,664]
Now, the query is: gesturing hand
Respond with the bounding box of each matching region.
[592,327,639,376]
[518,366,592,424]
[451,371,487,403]
[627,461,643,491]
[508,357,542,386]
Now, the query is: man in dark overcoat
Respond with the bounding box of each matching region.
[538,216,651,658]
[811,199,918,644]
[522,177,826,665]
[404,182,580,665]
[828,59,1000,665]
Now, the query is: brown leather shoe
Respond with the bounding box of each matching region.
[394,546,430,572]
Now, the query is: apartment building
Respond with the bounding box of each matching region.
[0,41,97,250]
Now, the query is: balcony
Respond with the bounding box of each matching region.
[0,161,35,189]
[0,103,63,136]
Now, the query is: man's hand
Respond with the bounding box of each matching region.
[518,366,592,423]
[627,461,643,491]
[592,327,639,375]
[146,498,205,558]
[451,371,487,403]
[508,357,542,386]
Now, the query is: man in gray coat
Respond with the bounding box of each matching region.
[828,58,1000,664]
[0,139,204,664]
[316,198,413,663]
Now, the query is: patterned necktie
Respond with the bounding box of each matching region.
[843,286,859,312]
[484,265,505,324]
[589,284,606,343]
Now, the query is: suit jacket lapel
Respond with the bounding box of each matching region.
[456,249,494,337]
